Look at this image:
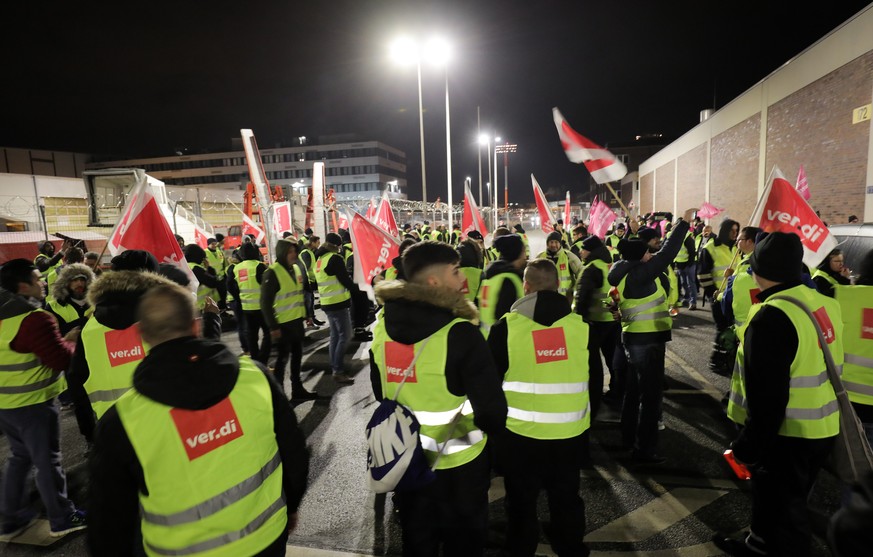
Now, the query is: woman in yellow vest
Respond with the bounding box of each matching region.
[717,232,841,557]
[812,248,852,297]
[699,219,740,375]
[227,243,271,364]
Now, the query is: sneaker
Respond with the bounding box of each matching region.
[658,420,666,431]
[312,317,326,327]
[333,374,354,385]
[354,330,373,341]
[669,308,679,317]
[50,509,87,537]
[0,514,38,541]
[689,303,697,310]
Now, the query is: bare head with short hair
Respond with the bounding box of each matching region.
[402,241,460,284]
[137,283,197,346]
[523,258,559,294]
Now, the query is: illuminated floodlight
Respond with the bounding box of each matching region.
[390,37,420,65]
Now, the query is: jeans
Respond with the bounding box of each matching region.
[621,342,666,457]
[0,400,76,529]
[325,307,352,374]
[676,264,697,305]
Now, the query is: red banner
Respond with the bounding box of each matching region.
[531,174,556,234]
[461,181,488,238]
[374,191,399,237]
[348,212,401,299]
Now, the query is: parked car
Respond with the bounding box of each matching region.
[829,223,873,275]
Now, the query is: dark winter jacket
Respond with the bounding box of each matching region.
[483,259,524,324]
[47,263,94,335]
[226,243,267,307]
[574,245,614,322]
[313,244,354,311]
[0,289,74,376]
[261,240,303,330]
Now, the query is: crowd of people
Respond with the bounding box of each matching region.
[0,209,871,557]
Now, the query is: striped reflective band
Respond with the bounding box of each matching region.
[145,495,286,556]
[844,381,873,397]
[413,400,472,426]
[0,359,41,371]
[419,429,484,454]
[0,373,61,394]
[506,407,589,424]
[239,288,260,295]
[621,296,666,317]
[789,370,829,389]
[846,353,873,370]
[623,311,670,322]
[318,279,344,288]
[503,381,587,395]
[141,452,282,527]
[729,390,746,408]
[784,399,839,420]
[88,387,131,403]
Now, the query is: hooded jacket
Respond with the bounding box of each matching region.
[87,337,309,556]
[483,259,525,324]
[261,240,303,330]
[47,263,94,334]
[369,280,507,437]
[313,243,354,311]
[574,244,615,322]
[67,270,177,441]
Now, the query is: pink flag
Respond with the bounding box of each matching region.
[697,201,724,219]
[241,212,266,245]
[531,174,557,234]
[564,191,571,226]
[461,181,488,238]
[795,165,811,200]
[107,173,197,291]
[586,195,599,225]
[589,200,617,239]
[749,166,837,269]
[348,211,401,299]
[365,197,379,221]
[374,190,399,237]
[553,107,628,184]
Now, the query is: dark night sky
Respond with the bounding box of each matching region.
[2,1,871,203]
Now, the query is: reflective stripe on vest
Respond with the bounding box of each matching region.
[704,242,736,284]
[537,250,573,295]
[234,260,262,311]
[300,249,317,282]
[204,249,226,278]
[315,252,350,306]
[81,319,149,419]
[269,263,305,324]
[617,276,672,334]
[189,263,218,310]
[372,317,486,470]
[673,230,692,263]
[459,266,482,303]
[836,285,873,405]
[478,272,524,333]
[116,357,286,557]
[0,310,65,409]
[583,259,614,323]
[504,311,590,439]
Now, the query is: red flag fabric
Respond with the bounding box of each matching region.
[106,173,197,291]
[348,212,401,300]
[564,191,571,226]
[365,197,379,221]
[749,166,837,269]
[588,199,617,239]
[531,174,557,234]
[552,107,628,184]
[697,201,724,219]
[194,226,209,248]
[271,202,292,236]
[795,165,811,200]
[461,181,488,238]
[241,212,266,245]
[374,190,399,237]
[338,212,349,230]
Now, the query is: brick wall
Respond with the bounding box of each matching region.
[677,145,707,215]
[640,172,654,214]
[655,162,675,213]
[710,116,761,226]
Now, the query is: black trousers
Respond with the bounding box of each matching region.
[272,319,304,393]
[350,285,371,328]
[243,310,271,364]
[586,320,620,419]
[395,450,491,557]
[497,430,589,557]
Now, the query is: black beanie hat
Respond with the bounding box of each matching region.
[581,235,604,252]
[494,234,524,261]
[637,227,661,243]
[618,239,648,261]
[467,230,483,241]
[750,231,803,283]
[110,249,159,272]
[513,223,525,233]
[547,231,563,243]
[325,232,343,246]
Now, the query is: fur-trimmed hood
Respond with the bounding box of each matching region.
[87,270,177,330]
[51,263,95,303]
[375,279,478,344]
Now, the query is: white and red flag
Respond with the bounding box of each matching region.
[193,225,209,249]
[107,171,197,291]
[749,166,837,269]
[564,191,571,226]
[272,202,293,237]
[374,190,399,237]
[241,211,266,245]
[365,197,379,221]
[697,201,724,219]
[461,181,488,238]
[531,174,557,234]
[588,199,617,239]
[795,164,811,200]
[348,211,401,300]
[553,107,628,184]
[338,212,349,230]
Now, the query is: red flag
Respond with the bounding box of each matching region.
[241,212,266,244]
[271,202,292,236]
[795,165,811,200]
[697,201,724,219]
[106,172,197,291]
[365,197,379,221]
[553,107,628,184]
[338,212,349,230]
[374,190,399,237]
[194,226,209,248]
[564,191,571,226]
[589,199,617,239]
[348,212,401,300]
[461,181,488,238]
[749,166,837,269]
[531,174,557,234]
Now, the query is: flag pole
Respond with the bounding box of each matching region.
[602,181,631,217]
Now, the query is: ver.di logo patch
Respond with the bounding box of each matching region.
[532,327,569,364]
[105,325,145,367]
[171,397,244,461]
[385,341,416,383]
[812,306,836,344]
[862,308,873,340]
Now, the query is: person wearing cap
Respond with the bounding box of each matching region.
[716,232,843,557]
[184,244,221,312]
[537,231,583,301]
[370,240,507,556]
[554,219,571,249]
[205,235,228,308]
[227,243,271,364]
[87,282,310,557]
[487,258,590,556]
[485,228,511,266]
[66,250,173,445]
[574,235,620,424]
[479,233,527,336]
[513,223,530,258]
[637,228,680,316]
[608,210,694,464]
[466,230,487,269]
[314,233,356,384]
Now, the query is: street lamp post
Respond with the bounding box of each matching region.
[493,136,500,231]
[496,141,518,218]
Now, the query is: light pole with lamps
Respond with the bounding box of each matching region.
[493,136,501,231]
[496,141,518,217]
[390,38,431,205]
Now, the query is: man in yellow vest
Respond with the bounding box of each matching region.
[183,244,222,313]
[487,258,590,556]
[0,259,87,539]
[466,230,488,269]
[87,282,310,557]
[262,239,317,401]
[205,235,228,309]
[457,239,484,304]
[299,235,325,328]
[45,247,85,300]
[608,210,694,464]
[537,231,583,302]
[479,233,526,335]
[33,240,64,280]
[371,240,507,556]
[66,250,172,444]
[315,233,356,384]
[717,232,842,557]
[669,220,698,310]
[513,223,530,258]
[227,242,271,364]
